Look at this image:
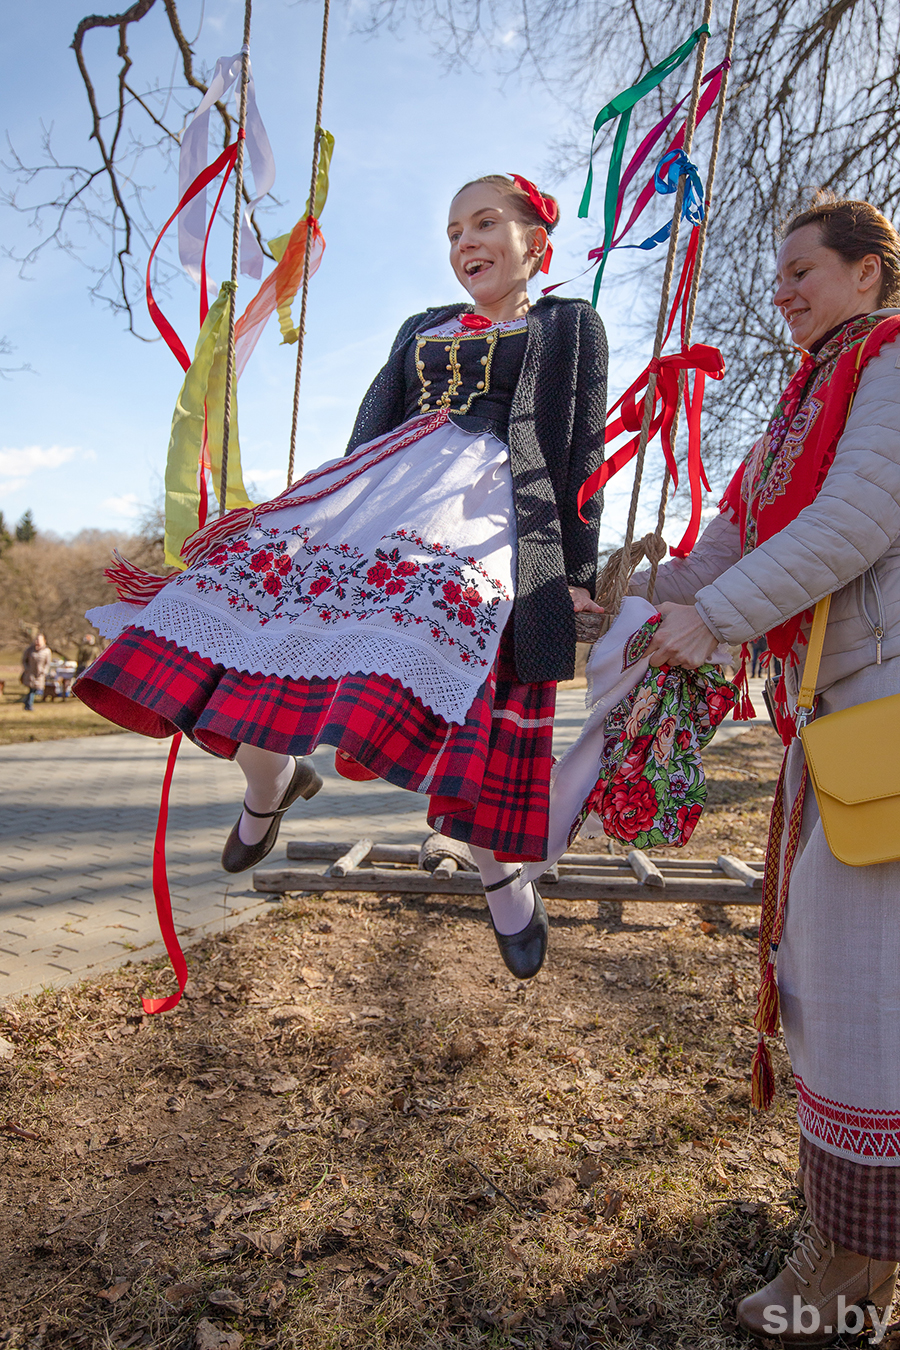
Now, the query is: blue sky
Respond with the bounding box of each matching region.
[1,0,715,543]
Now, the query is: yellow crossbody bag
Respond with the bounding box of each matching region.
[797,594,900,866]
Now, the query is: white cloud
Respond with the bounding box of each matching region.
[0,445,88,499]
[0,445,81,477]
[101,493,142,519]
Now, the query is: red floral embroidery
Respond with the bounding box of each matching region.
[189,526,511,670]
[367,561,392,586]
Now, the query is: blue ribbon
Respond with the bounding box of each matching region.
[617,149,705,254]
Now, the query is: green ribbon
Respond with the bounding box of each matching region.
[578,24,709,304]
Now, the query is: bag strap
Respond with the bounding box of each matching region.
[796,594,831,728]
[795,334,873,730]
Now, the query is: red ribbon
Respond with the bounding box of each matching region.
[509,173,559,226]
[141,734,189,1014]
[139,133,246,1015]
[577,226,725,559]
[510,174,556,273]
[459,313,494,330]
[145,130,245,369]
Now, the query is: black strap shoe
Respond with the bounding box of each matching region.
[487,873,548,980]
[221,756,323,874]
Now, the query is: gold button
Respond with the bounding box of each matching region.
[444,345,450,352]
[446,364,452,371]
[421,402,430,410]
[416,360,424,370]
[480,355,488,365]
[477,381,485,390]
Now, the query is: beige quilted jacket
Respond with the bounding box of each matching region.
[631,313,900,690]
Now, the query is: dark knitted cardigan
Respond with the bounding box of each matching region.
[345,296,608,683]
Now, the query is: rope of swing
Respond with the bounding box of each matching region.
[645,0,741,602]
[218,0,253,517]
[602,0,714,615]
[287,0,332,489]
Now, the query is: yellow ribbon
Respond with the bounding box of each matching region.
[164,282,254,568]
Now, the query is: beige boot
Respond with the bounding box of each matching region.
[737,1211,898,1346]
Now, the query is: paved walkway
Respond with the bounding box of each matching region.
[0,678,767,1001]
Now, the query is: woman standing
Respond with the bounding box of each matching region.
[77,174,608,980]
[21,633,52,712]
[633,196,900,1342]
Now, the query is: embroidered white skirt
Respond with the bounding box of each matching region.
[778,654,900,1164]
[88,420,516,726]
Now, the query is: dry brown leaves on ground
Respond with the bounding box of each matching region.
[1,725,894,1349]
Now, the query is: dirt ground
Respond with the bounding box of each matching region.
[1,726,894,1350]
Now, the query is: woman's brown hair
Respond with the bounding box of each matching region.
[453,174,560,278]
[784,193,900,307]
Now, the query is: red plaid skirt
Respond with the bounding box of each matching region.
[76,626,555,862]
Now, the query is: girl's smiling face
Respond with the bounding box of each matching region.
[773,222,882,348]
[447,184,546,319]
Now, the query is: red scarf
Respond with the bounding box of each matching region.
[720,314,900,661]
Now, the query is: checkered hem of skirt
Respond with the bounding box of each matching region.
[800,1133,900,1262]
[75,625,555,863]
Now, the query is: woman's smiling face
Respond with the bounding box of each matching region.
[447,184,544,315]
[773,222,882,348]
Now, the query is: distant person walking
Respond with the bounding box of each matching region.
[749,635,766,678]
[74,633,97,678]
[21,634,51,712]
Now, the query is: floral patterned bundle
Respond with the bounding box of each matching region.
[569,617,736,849]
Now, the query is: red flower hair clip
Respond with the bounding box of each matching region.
[510,174,557,273]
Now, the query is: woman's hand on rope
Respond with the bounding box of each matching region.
[645,602,719,669]
[568,586,604,614]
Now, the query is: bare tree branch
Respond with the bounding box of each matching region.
[355,0,900,488]
[2,0,274,338]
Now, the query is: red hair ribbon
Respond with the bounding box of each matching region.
[510,173,556,273]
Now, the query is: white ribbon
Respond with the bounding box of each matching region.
[177,52,276,287]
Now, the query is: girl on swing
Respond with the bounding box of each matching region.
[77,174,608,981]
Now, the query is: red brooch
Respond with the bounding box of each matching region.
[459,313,494,331]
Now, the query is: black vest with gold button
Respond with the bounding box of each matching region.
[401,326,528,440]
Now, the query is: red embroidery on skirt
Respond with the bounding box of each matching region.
[795,1076,900,1159]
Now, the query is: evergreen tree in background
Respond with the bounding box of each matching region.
[0,513,11,553]
[15,511,36,543]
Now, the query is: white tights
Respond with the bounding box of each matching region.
[235,743,295,845]
[469,843,536,935]
[234,747,534,931]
